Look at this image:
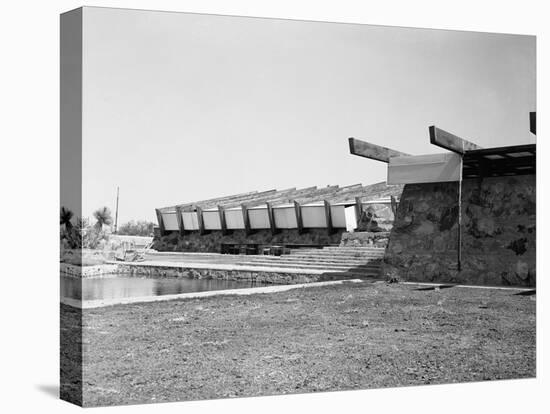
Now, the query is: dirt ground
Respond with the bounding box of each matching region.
[61,281,536,407]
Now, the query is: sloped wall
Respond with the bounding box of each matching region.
[382,175,536,287]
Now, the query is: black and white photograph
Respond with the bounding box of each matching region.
[1,1,547,413]
[59,6,537,407]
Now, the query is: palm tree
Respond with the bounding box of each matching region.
[75,217,89,231]
[60,206,74,231]
[93,207,113,232]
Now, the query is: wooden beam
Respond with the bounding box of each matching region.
[530,112,536,135]
[266,202,277,236]
[429,126,482,154]
[348,137,409,163]
[354,197,363,228]
[462,153,535,178]
[155,208,166,236]
[324,200,334,235]
[173,190,260,212]
[291,185,340,205]
[235,187,297,209]
[207,189,278,210]
[463,144,535,158]
[196,206,206,235]
[217,205,228,235]
[293,200,304,234]
[241,204,251,236]
[175,206,185,236]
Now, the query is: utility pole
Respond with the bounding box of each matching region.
[114,186,119,234]
[457,157,463,272]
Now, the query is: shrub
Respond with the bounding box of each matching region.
[117,220,155,236]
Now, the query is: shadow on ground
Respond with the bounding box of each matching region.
[515,290,536,296]
[36,384,59,399]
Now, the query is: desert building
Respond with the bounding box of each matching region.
[154,182,403,252]
[350,119,536,287]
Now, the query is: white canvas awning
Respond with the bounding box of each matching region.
[388,153,462,184]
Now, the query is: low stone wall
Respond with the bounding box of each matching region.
[117,264,326,284]
[60,249,117,267]
[153,228,344,253]
[60,262,339,285]
[382,175,536,287]
[60,263,124,278]
[340,231,390,248]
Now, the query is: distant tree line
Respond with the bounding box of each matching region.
[116,220,155,237]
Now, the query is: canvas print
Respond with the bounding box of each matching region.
[60,6,536,407]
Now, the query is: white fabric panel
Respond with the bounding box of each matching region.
[301,205,326,228]
[249,207,270,229]
[388,153,461,184]
[273,206,297,229]
[182,212,199,230]
[225,209,245,229]
[203,211,221,230]
[331,205,347,228]
[344,206,357,232]
[161,212,179,231]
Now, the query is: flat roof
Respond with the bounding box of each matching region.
[462,144,536,179]
[157,181,403,213]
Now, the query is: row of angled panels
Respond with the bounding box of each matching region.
[161,204,351,231]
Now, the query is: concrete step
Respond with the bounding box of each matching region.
[286,254,385,261]
[245,257,382,265]
[322,246,382,250]
[288,251,385,257]
[320,271,383,279]
[235,261,381,271]
[239,258,381,267]
[145,255,385,267]
[290,247,385,254]
[322,246,386,250]
[154,252,246,257]
[151,248,386,256]
[297,247,385,252]
[148,252,242,259]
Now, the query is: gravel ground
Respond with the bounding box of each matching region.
[61,281,536,407]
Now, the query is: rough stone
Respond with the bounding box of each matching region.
[414,221,435,235]
[515,260,530,280]
[384,175,535,287]
[115,264,322,285]
[339,231,391,248]
[154,228,345,253]
[476,217,497,237]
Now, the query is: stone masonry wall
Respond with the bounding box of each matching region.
[383,175,536,287]
[339,232,390,248]
[117,264,332,284]
[153,228,345,253]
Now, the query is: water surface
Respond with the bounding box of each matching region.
[61,275,265,301]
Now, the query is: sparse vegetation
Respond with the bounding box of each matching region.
[117,220,155,236]
[60,206,112,250]
[93,207,113,232]
[60,206,74,231]
[66,282,535,406]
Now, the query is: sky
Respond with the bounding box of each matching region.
[80,7,535,224]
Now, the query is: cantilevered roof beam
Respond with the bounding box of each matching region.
[429,126,482,154]
[348,137,410,162]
